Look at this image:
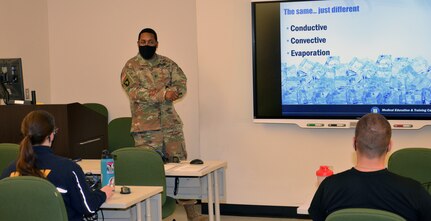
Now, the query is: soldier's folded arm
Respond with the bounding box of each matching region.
[169,65,187,99]
[121,69,165,103]
[125,84,165,104]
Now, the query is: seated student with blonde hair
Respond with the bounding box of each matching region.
[1,110,113,221]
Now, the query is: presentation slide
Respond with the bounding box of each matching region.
[280,0,431,115]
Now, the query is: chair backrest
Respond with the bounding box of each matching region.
[83,103,109,118]
[0,176,68,221]
[388,147,431,193]
[326,208,406,221]
[112,147,167,204]
[108,117,135,152]
[0,143,19,173]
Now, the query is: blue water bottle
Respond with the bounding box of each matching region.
[101,149,115,188]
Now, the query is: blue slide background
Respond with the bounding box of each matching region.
[280,0,431,108]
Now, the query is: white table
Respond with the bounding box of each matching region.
[78,160,227,221]
[297,194,312,215]
[164,161,227,221]
[78,159,102,174]
[101,185,162,221]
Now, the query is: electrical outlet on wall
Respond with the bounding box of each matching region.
[25,88,30,100]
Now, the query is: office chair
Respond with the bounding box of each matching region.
[108,117,135,152]
[388,147,431,193]
[0,143,19,173]
[0,176,68,221]
[83,102,109,118]
[113,147,176,219]
[325,208,406,221]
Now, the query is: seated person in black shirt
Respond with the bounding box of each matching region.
[309,113,431,221]
[1,110,114,221]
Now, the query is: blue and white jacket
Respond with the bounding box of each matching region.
[0,145,106,221]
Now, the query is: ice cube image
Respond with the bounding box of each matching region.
[411,57,428,74]
[325,56,340,67]
[405,91,423,104]
[393,57,410,74]
[281,55,431,105]
[421,88,431,104]
[346,86,361,104]
[312,77,333,104]
[297,59,316,84]
[362,87,383,104]
[376,55,392,72]
[282,64,299,104]
[297,85,310,104]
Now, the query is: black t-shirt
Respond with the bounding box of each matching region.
[309,168,431,221]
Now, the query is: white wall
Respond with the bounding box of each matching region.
[0,0,50,102]
[46,0,201,160]
[195,0,431,206]
[2,0,431,208]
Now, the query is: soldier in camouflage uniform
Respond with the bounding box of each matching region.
[121,28,187,162]
[121,28,207,221]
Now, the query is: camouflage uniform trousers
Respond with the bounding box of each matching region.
[132,126,187,162]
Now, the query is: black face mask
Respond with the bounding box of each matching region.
[139,46,157,60]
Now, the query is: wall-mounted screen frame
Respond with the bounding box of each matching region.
[252,0,431,129]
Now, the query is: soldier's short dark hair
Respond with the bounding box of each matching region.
[138,28,158,42]
[354,113,391,158]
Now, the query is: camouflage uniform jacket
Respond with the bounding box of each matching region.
[121,53,187,132]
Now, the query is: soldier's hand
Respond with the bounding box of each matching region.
[165,91,179,101]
